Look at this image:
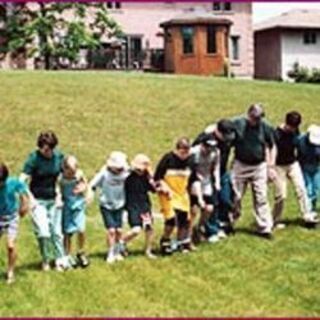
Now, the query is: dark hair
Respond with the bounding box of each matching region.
[217,119,235,134]
[0,163,9,183]
[175,137,191,150]
[285,111,302,128]
[37,131,58,149]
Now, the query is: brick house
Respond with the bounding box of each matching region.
[0,2,254,78]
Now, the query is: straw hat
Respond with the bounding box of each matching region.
[131,154,151,171]
[106,151,128,169]
[308,125,320,146]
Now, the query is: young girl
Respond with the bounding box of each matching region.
[122,154,156,259]
[88,151,129,264]
[0,163,29,284]
[59,155,89,268]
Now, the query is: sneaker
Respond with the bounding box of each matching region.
[208,235,220,243]
[106,253,116,264]
[55,264,65,272]
[217,230,227,239]
[115,254,124,262]
[178,242,192,254]
[274,223,286,230]
[160,238,173,256]
[304,212,319,227]
[119,242,129,257]
[68,255,78,269]
[42,262,50,272]
[76,252,90,268]
[6,271,15,285]
[145,251,157,259]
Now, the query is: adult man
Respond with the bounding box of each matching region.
[154,137,197,254]
[272,112,318,228]
[231,104,276,239]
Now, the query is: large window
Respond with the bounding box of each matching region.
[181,26,194,54]
[231,36,240,61]
[207,26,217,54]
[303,31,317,45]
[212,2,232,12]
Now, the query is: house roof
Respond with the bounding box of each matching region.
[254,9,320,32]
[160,9,232,28]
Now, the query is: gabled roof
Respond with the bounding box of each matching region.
[160,9,232,28]
[254,9,320,32]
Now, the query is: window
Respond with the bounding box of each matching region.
[181,26,194,54]
[212,2,232,12]
[231,36,240,61]
[303,31,317,45]
[107,2,122,10]
[207,26,217,54]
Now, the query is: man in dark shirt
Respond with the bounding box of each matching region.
[231,104,276,238]
[272,112,317,228]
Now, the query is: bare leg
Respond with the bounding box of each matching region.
[77,232,86,253]
[7,238,16,283]
[64,234,72,256]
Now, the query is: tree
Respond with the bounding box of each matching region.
[2,3,123,69]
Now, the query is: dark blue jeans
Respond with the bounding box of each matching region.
[205,173,234,237]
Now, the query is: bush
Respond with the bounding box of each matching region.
[288,62,320,83]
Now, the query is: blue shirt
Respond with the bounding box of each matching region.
[297,134,320,173]
[60,170,86,211]
[0,177,28,219]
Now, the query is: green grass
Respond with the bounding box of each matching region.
[0,70,320,317]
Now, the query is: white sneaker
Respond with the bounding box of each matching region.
[217,230,227,239]
[304,212,319,224]
[115,254,124,262]
[208,235,220,243]
[6,271,15,285]
[145,251,157,259]
[42,262,50,272]
[106,254,116,264]
[275,223,286,230]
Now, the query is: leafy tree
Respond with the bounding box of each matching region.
[1,3,123,69]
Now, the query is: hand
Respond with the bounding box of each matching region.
[268,167,277,182]
[55,198,63,209]
[73,181,86,195]
[198,198,206,210]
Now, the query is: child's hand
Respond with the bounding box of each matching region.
[55,198,63,209]
[73,181,87,195]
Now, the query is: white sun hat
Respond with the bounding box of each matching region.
[308,125,320,146]
[131,154,151,171]
[106,151,128,169]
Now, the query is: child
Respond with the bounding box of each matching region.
[0,163,29,284]
[297,125,320,221]
[59,155,89,268]
[189,138,226,244]
[88,151,129,264]
[122,154,156,259]
[154,137,198,255]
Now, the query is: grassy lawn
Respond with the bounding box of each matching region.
[0,71,319,317]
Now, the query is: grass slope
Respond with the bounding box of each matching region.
[0,71,319,317]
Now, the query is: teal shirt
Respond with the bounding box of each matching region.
[232,117,275,165]
[22,150,64,200]
[0,177,28,219]
[60,172,86,211]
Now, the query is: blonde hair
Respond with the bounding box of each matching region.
[63,155,78,172]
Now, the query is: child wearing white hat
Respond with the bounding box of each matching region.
[297,125,320,222]
[88,151,129,264]
[122,154,157,259]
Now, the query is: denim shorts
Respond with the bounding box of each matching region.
[100,206,124,230]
